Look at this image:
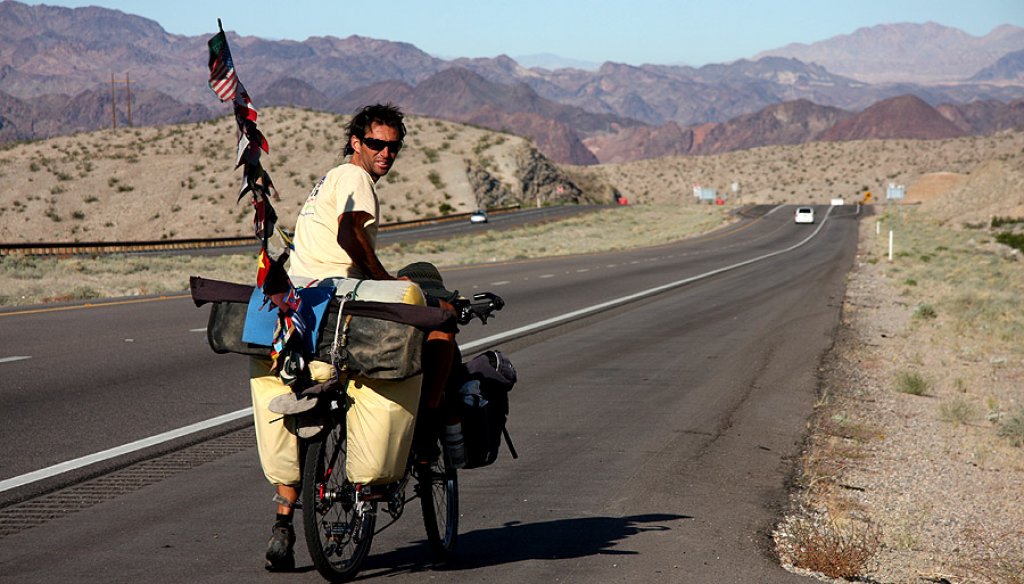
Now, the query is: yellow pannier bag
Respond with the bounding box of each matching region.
[345,375,422,484]
[332,278,425,484]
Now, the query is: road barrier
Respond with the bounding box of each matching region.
[1,205,521,257]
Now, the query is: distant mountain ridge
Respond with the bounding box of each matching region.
[757,22,1024,84]
[2,1,1024,164]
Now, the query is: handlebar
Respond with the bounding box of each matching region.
[452,292,504,325]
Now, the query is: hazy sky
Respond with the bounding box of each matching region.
[28,0,1024,66]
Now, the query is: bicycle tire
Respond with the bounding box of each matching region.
[302,420,376,582]
[416,447,458,559]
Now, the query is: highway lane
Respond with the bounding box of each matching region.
[0,205,844,491]
[0,205,598,492]
[379,205,600,245]
[0,204,858,582]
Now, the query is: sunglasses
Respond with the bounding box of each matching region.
[359,136,403,152]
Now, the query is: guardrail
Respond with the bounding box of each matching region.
[0,205,521,257]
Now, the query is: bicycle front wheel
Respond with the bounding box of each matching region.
[302,421,376,582]
[416,449,458,560]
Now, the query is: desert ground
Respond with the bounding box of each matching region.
[1,112,1023,583]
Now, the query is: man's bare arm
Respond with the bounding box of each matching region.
[338,210,392,280]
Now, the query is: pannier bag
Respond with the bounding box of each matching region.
[313,278,432,381]
[191,277,268,356]
[315,303,423,380]
[334,279,424,483]
[345,376,421,484]
[190,276,454,381]
[457,350,518,469]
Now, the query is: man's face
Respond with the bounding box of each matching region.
[350,122,402,181]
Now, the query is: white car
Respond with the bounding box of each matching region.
[794,207,815,224]
[469,210,488,224]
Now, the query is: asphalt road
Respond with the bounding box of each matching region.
[0,204,861,583]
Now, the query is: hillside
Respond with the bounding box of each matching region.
[0,108,593,243]
[575,128,1024,226]
[4,1,1024,166]
[4,103,1023,247]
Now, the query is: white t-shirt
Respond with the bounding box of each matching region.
[288,163,380,281]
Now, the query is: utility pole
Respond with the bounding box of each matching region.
[110,72,134,129]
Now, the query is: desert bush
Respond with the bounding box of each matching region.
[938,396,978,425]
[777,514,880,579]
[66,286,100,301]
[956,529,1024,584]
[912,303,937,320]
[995,231,1024,253]
[427,170,444,189]
[895,371,930,396]
[990,216,1024,228]
[998,410,1024,447]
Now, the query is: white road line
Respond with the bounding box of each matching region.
[576,268,589,273]
[0,356,31,364]
[539,274,554,279]
[189,328,207,333]
[461,205,837,352]
[490,280,510,286]
[4,204,843,492]
[0,408,253,493]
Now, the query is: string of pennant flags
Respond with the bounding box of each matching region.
[207,19,305,371]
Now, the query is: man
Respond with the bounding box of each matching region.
[288,102,405,282]
[252,104,455,571]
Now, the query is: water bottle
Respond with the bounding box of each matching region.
[443,423,466,469]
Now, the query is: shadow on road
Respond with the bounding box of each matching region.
[356,513,692,578]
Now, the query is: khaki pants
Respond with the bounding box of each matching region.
[249,358,334,486]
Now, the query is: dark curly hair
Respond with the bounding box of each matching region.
[343,103,406,156]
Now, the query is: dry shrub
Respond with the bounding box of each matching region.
[954,528,1024,584]
[777,512,880,579]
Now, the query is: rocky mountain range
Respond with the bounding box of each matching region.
[2,0,1024,165]
[756,22,1024,84]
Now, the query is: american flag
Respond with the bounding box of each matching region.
[208,24,240,102]
[206,20,304,373]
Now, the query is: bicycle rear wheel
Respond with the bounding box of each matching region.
[416,448,458,560]
[302,421,376,582]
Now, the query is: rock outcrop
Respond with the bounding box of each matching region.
[514,145,584,207]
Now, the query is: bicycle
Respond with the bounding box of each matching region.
[300,292,505,582]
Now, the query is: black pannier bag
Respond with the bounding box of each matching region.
[190,276,268,356]
[457,350,518,469]
[313,298,425,380]
[189,277,456,379]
